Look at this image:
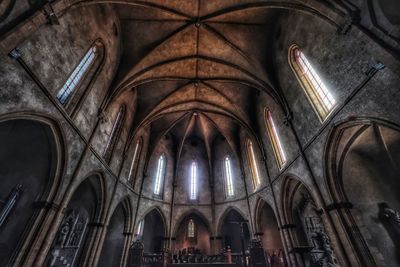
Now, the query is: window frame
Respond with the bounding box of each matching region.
[288,44,336,122]
[188,219,196,238]
[223,156,234,198]
[57,40,104,112]
[189,161,198,201]
[127,138,142,187]
[153,153,166,198]
[264,109,287,169]
[103,105,126,163]
[246,139,261,189]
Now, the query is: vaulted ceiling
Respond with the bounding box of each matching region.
[108,0,292,166]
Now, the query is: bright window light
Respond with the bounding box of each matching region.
[265,110,286,168]
[190,161,198,200]
[247,140,260,188]
[290,45,336,121]
[154,154,165,195]
[128,140,140,182]
[224,156,234,197]
[57,46,96,104]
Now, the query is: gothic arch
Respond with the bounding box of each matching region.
[173,209,212,238]
[138,206,168,236]
[173,209,213,255]
[45,172,106,266]
[280,175,317,225]
[217,206,249,236]
[280,175,339,266]
[254,197,277,232]
[139,206,168,253]
[254,198,286,263]
[98,197,133,267]
[324,117,400,266]
[0,114,65,266]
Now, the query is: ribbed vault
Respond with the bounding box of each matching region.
[86,0,346,201]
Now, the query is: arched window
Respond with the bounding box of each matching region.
[224,156,234,197]
[188,219,195,238]
[289,44,336,121]
[190,161,198,200]
[103,105,126,163]
[154,154,166,196]
[128,138,142,185]
[247,140,260,189]
[264,109,286,169]
[57,41,104,107]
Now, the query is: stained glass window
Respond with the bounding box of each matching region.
[188,219,195,238]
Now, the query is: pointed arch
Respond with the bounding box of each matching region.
[98,197,133,267]
[0,113,65,266]
[138,206,168,237]
[288,44,336,122]
[217,206,249,235]
[173,209,212,238]
[46,172,107,266]
[324,117,400,266]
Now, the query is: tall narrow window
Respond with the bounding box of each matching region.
[265,109,287,169]
[289,44,336,121]
[247,140,260,189]
[188,219,195,238]
[57,46,97,105]
[154,154,165,196]
[190,161,198,200]
[128,139,142,184]
[224,156,234,197]
[103,105,126,163]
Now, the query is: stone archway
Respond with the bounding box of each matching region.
[255,199,285,264]
[141,208,167,253]
[98,198,132,267]
[219,208,250,253]
[281,176,338,267]
[325,118,400,267]
[45,174,106,267]
[0,118,61,266]
[174,212,212,255]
